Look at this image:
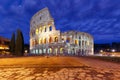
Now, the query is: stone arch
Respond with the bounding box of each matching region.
[48,48,52,54]
[41,39,43,44]
[32,40,34,46]
[66,37,70,43]
[82,40,84,46]
[35,39,38,45]
[30,30,33,36]
[36,28,39,35]
[49,37,52,43]
[68,49,70,54]
[49,26,52,31]
[79,40,81,46]
[54,48,58,55]
[75,39,78,45]
[43,48,46,54]
[35,49,39,54]
[79,36,81,39]
[44,27,47,32]
[60,48,63,54]
[39,27,42,33]
[62,37,64,41]
[54,37,58,42]
[39,38,42,44]
[43,38,46,44]
[39,49,42,54]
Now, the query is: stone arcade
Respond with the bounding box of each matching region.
[30,8,94,56]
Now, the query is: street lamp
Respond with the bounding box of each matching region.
[111,49,115,52]
[100,50,103,53]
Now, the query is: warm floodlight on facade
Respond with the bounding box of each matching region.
[30,7,94,56]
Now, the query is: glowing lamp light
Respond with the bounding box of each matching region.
[111,49,115,52]
[100,50,103,53]
[25,50,28,53]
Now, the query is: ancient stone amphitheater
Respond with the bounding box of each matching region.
[30,8,94,56]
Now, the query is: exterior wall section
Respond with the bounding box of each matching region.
[30,8,94,56]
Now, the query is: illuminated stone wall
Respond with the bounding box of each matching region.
[30,8,94,56]
[61,31,94,55]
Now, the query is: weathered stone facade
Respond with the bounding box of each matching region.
[30,8,94,56]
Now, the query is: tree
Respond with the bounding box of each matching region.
[9,33,15,55]
[15,29,24,56]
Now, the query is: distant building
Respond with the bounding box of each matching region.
[112,42,120,52]
[94,43,111,53]
[0,36,10,53]
[30,8,94,56]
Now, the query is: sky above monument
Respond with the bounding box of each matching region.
[0,0,120,43]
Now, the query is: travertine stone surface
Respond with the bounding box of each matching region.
[0,67,119,80]
[30,7,94,56]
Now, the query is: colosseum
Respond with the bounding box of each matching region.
[30,7,94,56]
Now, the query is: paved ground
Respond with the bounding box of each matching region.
[0,56,119,80]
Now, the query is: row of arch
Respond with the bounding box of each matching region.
[36,26,52,34]
[31,26,52,36]
[31,48,64,54]
[31,36,58,46]
[31,48,93,55]
[31,37,92,47]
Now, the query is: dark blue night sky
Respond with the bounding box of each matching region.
[0,0,120,44]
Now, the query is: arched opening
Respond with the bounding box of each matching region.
[36,29,39,35]
[44,27,46,32]
[43,49,46,54]
[55,37,58,42]
[36,49,38,54]
[49,37,52,43]
[39,38,42,44]
[61,38,65,42]
[79,36,81,39]
[66,37,70,43]
[68,49,70,54]
[49,26,52,31]
[60,48,63,54]
[35,39,38,45]
[75,40,78,45]
[31,30,34,36]
[32,40,34,46]
[87,41,89,45]
[32,50,35,54]
[43,38,46,44]
[72,48,75,55]
[48,48,52,54]
[39,27,42,33]
[33,40,35,46]
[39,49,42,54]
[50,48,52,53]
[55,48,58,55]
[82,41,84,46]
[84,41,87,47]
[41,39,43,44]
[79,40,81,46]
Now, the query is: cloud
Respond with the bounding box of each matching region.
[0,0,120,43]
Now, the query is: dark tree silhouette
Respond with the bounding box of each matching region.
[15,29,24,56]
[9,33,15,55]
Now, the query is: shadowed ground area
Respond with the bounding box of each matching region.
[0,56,120,80]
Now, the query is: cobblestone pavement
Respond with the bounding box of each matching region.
[0,57,120,80]
[0,66,120,80]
